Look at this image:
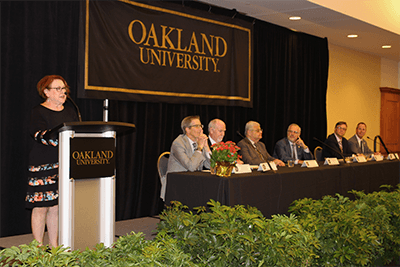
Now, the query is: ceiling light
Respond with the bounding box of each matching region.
[382,45,391,49]
[289,16,301,21]
[347,34,358,38]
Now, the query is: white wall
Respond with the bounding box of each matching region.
[326,44,381,141]
[381,58,400,88]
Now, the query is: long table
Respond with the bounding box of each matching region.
[165,160,400,218]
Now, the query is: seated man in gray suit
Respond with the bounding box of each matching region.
[167,115,211,173]
[273,123,313,164]
[237,121,285,166]
[161,116,211,200]
[348,122,377,157]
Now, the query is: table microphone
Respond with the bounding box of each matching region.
[236,131,274,170]
[65,92,82,122]
[367,136,390,154]
[313,137,345,160]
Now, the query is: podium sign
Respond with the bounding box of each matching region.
[70,137,115,179]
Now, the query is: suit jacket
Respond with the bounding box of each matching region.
[237,138,275,165]
[322,133,353,159]
[273,137,313,163]
[348,134,373,156]
[167,134,210,173]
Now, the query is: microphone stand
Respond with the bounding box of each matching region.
[65,93,82,122]
[313,137,345,161]
[371,135,390,154]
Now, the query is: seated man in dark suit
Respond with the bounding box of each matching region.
[348,122,378,157]
[323,121,353,159]
[237,121,285,166]
[273,123,313,164]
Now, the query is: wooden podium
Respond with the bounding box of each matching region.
[50,121,135,250]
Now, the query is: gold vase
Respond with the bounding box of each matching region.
[215,161,235,177]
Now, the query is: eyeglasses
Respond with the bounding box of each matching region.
[250,129,263,133]
[47,87,67,92]
[287,130,299,134]
[336,126,347,131]
[189,124,204,129]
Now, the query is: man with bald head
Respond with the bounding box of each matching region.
[273,123,313,164]
[208,119,226,146]
[208,118,244,164]
[237,121,285,166]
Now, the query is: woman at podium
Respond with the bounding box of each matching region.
[25,75,79,248]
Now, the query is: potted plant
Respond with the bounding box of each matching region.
[210,141,241,177]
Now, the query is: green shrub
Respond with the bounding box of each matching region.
[2,186,400,266]
[289,193,387,266]
[0,233,196,267]
[157,199,318,267]
[350,185,400,265]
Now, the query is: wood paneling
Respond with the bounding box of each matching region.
[380,87,400,153]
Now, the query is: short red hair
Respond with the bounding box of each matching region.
[37,75,70,99]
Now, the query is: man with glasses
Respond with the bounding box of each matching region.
[167,115,211,173]
[323,121,353,159]
[273,123,313,164]
[237,121,285,166]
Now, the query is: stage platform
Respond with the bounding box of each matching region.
[0,216,160,249]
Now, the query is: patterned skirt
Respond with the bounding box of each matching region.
[25,162,59,209]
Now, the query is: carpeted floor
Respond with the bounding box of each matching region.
[0,216,160,249]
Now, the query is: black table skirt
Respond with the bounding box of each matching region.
[165,160,400,218]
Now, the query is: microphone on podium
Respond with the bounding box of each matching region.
[65,92,82,122]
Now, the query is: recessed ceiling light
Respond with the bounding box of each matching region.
[382,45,391,49]
[289,16,301,21]
[347,34,358,38]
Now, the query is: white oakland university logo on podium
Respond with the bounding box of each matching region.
[70,137,116,179]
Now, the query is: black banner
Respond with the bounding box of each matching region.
[78,0,253,107]
[70,137,116,179]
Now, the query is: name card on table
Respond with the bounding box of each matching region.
[371,154,383,161]
[233,164,252,174]
[324,158,340,166]
[301,160,319,168]
[258,162,271,172]
[269,161,278,171]
[353,156,367,163]
[387,153,399,160]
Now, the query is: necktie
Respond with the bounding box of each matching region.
[338,140,343,152]
[253,143,267,162]
[193,142,198,152]
[360,141,363,153]
[292,144,297,160]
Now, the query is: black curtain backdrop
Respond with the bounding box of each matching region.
[0,1,328,237]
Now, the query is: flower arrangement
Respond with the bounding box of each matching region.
[210,141,241,168]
